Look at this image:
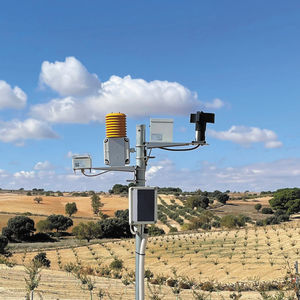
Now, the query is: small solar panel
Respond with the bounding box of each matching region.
[129,187,157,225]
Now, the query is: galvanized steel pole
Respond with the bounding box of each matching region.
[135,124,146,300]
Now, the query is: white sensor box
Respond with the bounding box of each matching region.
[72,155,92,170]
[104,137,130,167]
[150,118,173,142]
[129,187,157,225]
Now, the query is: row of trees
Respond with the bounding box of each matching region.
[1,214,74,242]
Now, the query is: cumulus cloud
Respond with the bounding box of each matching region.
[144,158,300,192]
[39,56,101,96]
[30,97,90,123]
[31,57,225,123]
[1,157,300,192]
[34,161,53,170]
[208,126,283,148]
[14,171,35,179]
[203,98,224,109]
[0,118,58,144]
[0,80,27,110]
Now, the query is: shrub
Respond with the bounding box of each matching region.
[216,193,229,204]
[147,225,165,236]
[36,220,52,232]
[255,204,262,212]
[109,258,123,270]
[97,217,131,239]
[262,208,274,214]
[34,197,43,204]
[220,215,247,228]
[168,226,178,233]
[33,252,51,268]
[256,220,264,226]
[0,236,8,254]
[28,232,54,243]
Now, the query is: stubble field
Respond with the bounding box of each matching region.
[0,192,299,299]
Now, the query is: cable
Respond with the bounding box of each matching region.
[158,144,200,152]
[145,148,152,164]
[130,224,137,235]
[81,169,110,177]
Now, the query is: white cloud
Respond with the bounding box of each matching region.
[32,57,225,123]
[1,157,300,192]
[208,126,283,148]
[39,56,101,96]
[0,118,58,144]
[203,98,224,109]
[0,80,27,110]
[30,97,90,123]
[34,161,53,170]
[14,171,35,179]
[144,158,300,192]
[146,165,163,179]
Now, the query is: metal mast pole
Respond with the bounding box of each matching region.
[135,124,146,300]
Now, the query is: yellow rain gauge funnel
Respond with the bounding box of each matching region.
[104,113,130,166]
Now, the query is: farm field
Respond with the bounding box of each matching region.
[0,265,269,299]
[0,192,299,299]
[4,220,299,299]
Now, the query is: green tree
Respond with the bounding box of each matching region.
[33,197,43,204]
[24,261,41,300]
[72,222,102,242]
[91,194,103,215]
[254,203,262,212]
[109,184,128,194]
[262,207,274,214]
[33,252,51,268]
[65,202,78,217]
[216,193,229,204]
[269,188,300,214]
[220,214,249,228]
[46,215,73,232]
[36,220,52,232]
[186,195,209,209]
[6,216,35,241]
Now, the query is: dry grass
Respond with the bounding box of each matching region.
[11,220,300,283]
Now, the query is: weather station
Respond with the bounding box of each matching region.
[72,111,215,300]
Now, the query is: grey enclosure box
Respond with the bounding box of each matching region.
[104,137,130,167]
[129,187,157,225]
[150,119,173,142]
[72,155,92,170]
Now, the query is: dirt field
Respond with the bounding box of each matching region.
[0,192,299,299]
[0,265,276,299]
[0,193,129,232]
[3,220,299,299]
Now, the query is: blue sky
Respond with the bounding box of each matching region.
[0,1,299,192]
